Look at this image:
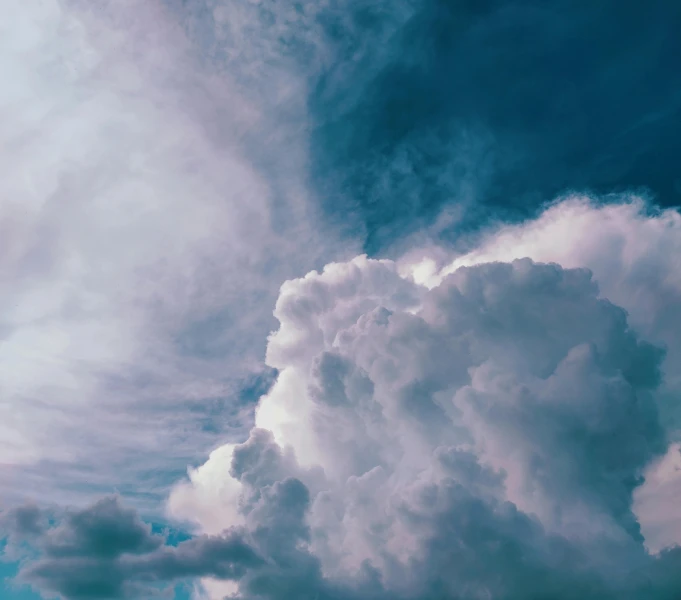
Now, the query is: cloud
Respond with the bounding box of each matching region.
[6,0,679,523]
[162,206,681,599]
[418,196,681,424]
[635,444,681,553]
[405,195,681,553]
[1,496,264,599]
[7,1,681,597]
[5,197,681,598]
[0,1,344,509]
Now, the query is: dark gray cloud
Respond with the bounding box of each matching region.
[40,497,163,559]
[2,505,46,538]
[1,497,262,600]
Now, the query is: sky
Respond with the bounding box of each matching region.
[1,1,681,599]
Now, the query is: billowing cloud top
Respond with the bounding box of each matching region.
[8,198,680,599]
[169,197,681,600]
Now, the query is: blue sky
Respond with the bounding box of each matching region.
[1,560,42,600]
[1,1,681,599]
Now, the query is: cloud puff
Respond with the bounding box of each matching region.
[162,205,681,599]
[405,196,681,553]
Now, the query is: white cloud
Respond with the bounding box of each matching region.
[169,198,681,598]
[0,0,342,508]
[415,196,681,386]
[635,443,681,553]
[405,195,681,553]
[168,444,244,536]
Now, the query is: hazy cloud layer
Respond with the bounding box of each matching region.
[0,0,345,508]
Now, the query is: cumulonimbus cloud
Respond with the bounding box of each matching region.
[164,196,681,598]
[4,196,681,599]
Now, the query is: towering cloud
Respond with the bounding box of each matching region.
[162,197,681,599]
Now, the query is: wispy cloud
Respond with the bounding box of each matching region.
[0,0,345,510]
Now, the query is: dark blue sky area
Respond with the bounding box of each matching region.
[308,0,681,252]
